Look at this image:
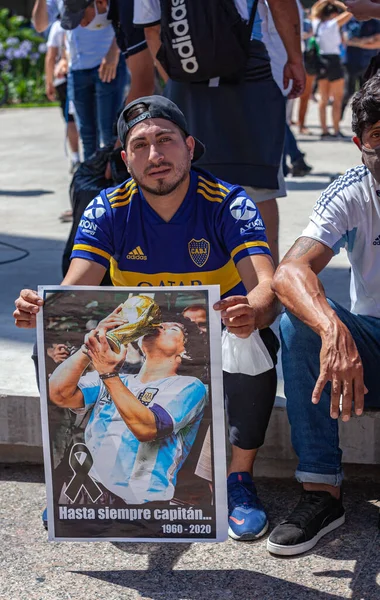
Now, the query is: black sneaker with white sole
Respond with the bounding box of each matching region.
[267,490,345,556]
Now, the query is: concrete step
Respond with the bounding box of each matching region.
[1,391,379,480]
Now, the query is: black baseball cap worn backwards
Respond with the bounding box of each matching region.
[61,0,92,30]
[117,95,205,162]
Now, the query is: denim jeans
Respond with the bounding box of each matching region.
[68,56,127,160]
[280,299,380,486]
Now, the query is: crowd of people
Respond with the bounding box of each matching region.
[11,0,380,557]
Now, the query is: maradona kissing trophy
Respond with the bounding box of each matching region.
[106,295,162,352]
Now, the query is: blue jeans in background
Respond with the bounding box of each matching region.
[280,299,380,486]
[68,55,127,160]
[283,124,303,176]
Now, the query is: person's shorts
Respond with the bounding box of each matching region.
[164,40,286,190]
[244,161,286,203]
[318,54,344,82]
[55,81,75,123]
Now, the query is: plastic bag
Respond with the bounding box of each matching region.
[221,329,274,376]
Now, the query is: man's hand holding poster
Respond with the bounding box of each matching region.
[37,285,227,542]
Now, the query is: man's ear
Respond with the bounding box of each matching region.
[186,136,196,160]
[121,149,129,171]
[353,136,362,151]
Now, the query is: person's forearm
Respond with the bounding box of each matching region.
[272,262,340,336]
[333,0,348,11]
[45,51,55,86]
[104,377,157,441]
[32,0,49,32]
[144,25,169,82]
[246,280,281,330]
[105,36,119,61]
[346,0,380,19]
[49,349,90,406]
[267,0,302,63]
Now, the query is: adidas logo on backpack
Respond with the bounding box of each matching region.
[373,235,380,245]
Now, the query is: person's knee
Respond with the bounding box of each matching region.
[280,310,315,347]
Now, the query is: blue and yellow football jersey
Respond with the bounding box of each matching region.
[71,167,271,298]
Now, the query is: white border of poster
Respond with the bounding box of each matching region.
[37,285,227,543]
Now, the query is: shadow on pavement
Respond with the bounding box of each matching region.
[74,567,348,599]
[0,464,44,483]
[0,189,54,197]
[285,180,330,191]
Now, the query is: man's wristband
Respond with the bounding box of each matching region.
[99,372,120,381]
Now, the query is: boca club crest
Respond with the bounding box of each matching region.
[188,238,210,268]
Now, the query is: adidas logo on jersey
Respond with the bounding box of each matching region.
[127,246,147,260]
[373,235,380,245]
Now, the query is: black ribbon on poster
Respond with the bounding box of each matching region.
[64,443,103,503]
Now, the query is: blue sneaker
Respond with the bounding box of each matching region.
[42,507,48,530]
[227,472,268,541]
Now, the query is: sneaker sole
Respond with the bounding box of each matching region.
[228,519,269,541]
[266,513,345,556]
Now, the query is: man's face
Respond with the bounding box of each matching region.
[80,0,108,27]
[142,322,186,357]
[122,118,195,196]
[353,120,380,150]
[183,308,207,334]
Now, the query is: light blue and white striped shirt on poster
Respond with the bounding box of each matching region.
[77,373,207,504]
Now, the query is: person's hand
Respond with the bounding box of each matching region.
[45,82,56,102]
[54,57,68,78]
[13,289,44,328]
[345,0,376,20]
[98,49,119,83]
[84,329,127,375]
[312,323,367,421]
[47,343,70,364]
[213,296,257,338]
[95,305,127,333]
[284,60,306,99]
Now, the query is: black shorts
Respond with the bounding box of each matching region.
[224,327,280,450]
[164,40,286,189]
[108,0,147,57]
[55,81,74,123]
[318,54,344,82]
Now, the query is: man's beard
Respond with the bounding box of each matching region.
[129,154,191,196]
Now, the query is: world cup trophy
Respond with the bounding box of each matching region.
[105,295,162,352]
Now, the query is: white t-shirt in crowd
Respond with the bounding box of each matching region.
[46,20,68,86]
[263,0,303,94]
[301,165,380,318]
[133,0,268,41]
[313,18,342,55]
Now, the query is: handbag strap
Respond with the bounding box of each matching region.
[248,0,259,40]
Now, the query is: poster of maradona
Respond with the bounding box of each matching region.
[37,285,227,542]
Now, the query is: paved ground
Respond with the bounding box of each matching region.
[1,102,379,600]
[1,465,379,600]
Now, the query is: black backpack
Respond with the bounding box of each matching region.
[156,0,258,83]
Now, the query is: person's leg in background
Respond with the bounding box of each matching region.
[283,123,312,177]
[298,73,316,134]
[330,78,345,136]
[225,328,279,541]
[267,300,380,555]
[258,199,279,265]
[67,115,80,171]
[318,78,331,138]
[96,55,127,147]
[68,68,98,160]
[341,64,358,119]
[244,165,286,267]
[55,81,80,171]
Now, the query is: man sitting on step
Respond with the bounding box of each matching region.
[267,73,380,557]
